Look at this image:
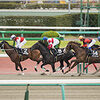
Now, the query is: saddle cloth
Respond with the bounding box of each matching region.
[56,48,65,56]
[92,51,98,57]
[17,48,28,55]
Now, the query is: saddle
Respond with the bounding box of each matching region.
[17,48,28,55]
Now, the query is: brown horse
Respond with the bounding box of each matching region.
[64,41,99,75]
[0,40,42,75]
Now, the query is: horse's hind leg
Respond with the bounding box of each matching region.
[34,60,41,72]
[64,61,78,74]
[51,63,56,73]
[15,63,19,71]
[41,63,49,72]
[56,60,64,72]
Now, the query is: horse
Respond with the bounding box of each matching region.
[31,40,75,73]
[0,40,42,75]
[64,41,99,75]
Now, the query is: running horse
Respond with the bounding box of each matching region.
[0,40,42,75]
[31,40,75,73]
[64,41,99,75]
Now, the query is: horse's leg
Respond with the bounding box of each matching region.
[15,63,19,71]
[92,68,100,75]
[34,61,41,72]
[41,63,49,72]
[51,63,56,73]
[64,61,78,74]
[56,60,64,72]
[93,63,97,71]
[62,60,70,70]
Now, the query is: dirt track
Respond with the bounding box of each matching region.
[0,57,100,100]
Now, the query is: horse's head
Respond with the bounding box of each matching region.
[65,41,81,52]
[0,40,5,49]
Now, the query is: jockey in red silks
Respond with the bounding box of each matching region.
[43,37,60,56]
[79,36,96,56]
[10,35,27,48]
[78,36,96,49]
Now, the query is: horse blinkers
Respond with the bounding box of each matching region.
[0,41,4,49]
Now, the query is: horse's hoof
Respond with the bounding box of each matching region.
[35,68,38,72]
[16,69,20,71]
[78,73,81,76]
[24,68,27,70]
[46,70,49,72]
[41,73,47,75]
[62,70,64,73]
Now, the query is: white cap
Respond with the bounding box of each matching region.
[10,35,16,40]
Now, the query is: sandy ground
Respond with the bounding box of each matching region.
[0,57,100,100]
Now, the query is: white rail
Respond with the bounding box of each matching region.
[0,26,100,30]
[0,79,100,84]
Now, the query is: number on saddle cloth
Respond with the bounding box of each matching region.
[50,48,64,56]
[17,48,28,55]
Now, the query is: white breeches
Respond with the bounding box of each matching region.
[52,39,59,47]
[88,39,96,48]
[17,39,26,48]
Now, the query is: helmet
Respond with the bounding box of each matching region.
[79,36,84,40]
[98,36,100,41]
[10,35,16,40]
[43,37,48,40]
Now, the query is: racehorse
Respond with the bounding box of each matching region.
[31,40,75,73]
[64,41,99,75]
[0,40,42,75]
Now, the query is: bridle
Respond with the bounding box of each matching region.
[0,42,4,49]
[0,42,14,51]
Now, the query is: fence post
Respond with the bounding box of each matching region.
[24,84,29,100]
[60,84,65,100]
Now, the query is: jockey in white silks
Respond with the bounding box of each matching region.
[11,35,27,48]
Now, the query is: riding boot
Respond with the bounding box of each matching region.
[87,49,93,56]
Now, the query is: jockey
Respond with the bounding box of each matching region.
[79,35,96,55]
[43,37,60,56]
[11,35,27,48]
[10,35,27,54]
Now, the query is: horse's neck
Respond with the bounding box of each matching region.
[38,44,50,56]
[4,43,14,55]
[72,45,81,53]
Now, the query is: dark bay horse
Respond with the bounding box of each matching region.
[31,40,75,73]
[64,41,99,75]
[0,40,42,75]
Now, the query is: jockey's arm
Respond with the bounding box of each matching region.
[88,39,96,48]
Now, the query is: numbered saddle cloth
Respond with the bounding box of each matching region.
[17,48,28,55]
[56,48,65,56]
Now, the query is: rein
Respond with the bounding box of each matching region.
[1,49,15,50]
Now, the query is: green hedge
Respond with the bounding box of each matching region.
[0,13,98,27]
[41,31,60,37]
[0,3,93,9]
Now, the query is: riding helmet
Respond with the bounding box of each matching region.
[10,35,16,39]
[78,36,84,40]
[98,36,100,41]
[43,37,48,40]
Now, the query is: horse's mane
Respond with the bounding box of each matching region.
[3,40,15,48]
[38,40,48,48]
[68,41,81,46]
